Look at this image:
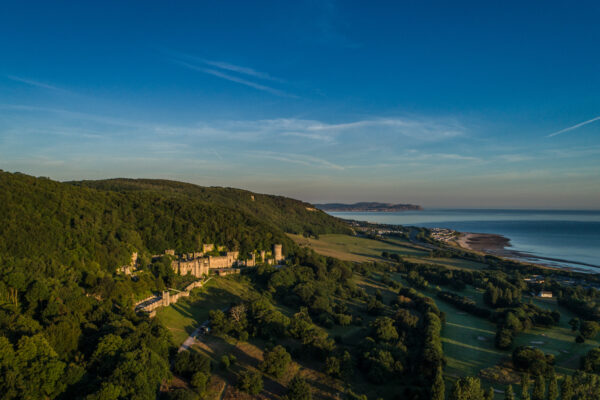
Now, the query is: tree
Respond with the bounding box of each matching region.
[569,318,580,331]
[238,370,263,395]
[448,380,463,400]
[191,372,208,395]
[324,356,341,378]
[531,374,545,400]
[449,377,485,400]
[504,384,514,400]
[547,371,558,400]
[580,320,600,339]
[521,374,530,400]
[260,345,291,378]
[209,309,229,335]
[560,375,574,400]
[431,366,445,400]
[581,347,600,373]
[285,375,312,400]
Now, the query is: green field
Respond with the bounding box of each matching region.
[289,233,428,262]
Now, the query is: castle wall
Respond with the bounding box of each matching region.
[171,258,210,278]
[136,279,208,317]
[208,251,239,269]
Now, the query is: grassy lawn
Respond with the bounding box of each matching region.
[514,296,599,373]
[156,275,256,345]
[288,233,428,262]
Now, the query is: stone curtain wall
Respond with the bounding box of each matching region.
[136,279,208,317]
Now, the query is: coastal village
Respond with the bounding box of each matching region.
[120,243,285,316]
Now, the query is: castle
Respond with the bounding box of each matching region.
[132,244,283,316]
[119,243,284,278]
[169,243,283,278]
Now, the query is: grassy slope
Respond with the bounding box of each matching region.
[156,276,257,345]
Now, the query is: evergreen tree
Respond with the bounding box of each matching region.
[521,373,530,400]
[547,371,558,400]
[560,376,574,400]
[531,374,545,400]
[449,380,463,400]
[504,384,515,400]
[431,366,445,400]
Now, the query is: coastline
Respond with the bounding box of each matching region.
[455,232,600,272]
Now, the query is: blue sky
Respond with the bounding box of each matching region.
[1,1,599,208]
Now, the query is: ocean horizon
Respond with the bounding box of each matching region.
[329,209,600,273]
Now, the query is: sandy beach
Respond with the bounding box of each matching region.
[455,232,599,271]
[456,232,511,254]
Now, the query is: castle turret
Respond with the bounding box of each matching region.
[162,290,170,306]
[273,244,283,263]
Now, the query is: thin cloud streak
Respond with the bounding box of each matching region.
[6,75,69,93]
[172,59,296,98]
[202,60,284,82]
[548,115,600,137]
[248,151,345,170]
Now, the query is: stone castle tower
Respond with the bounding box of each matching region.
[273,244,283,263]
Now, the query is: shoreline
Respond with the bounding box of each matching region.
[455,232,600,272]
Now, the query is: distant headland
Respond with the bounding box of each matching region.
[314,202,422,212]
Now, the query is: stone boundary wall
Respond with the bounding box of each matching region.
[135,279,208,317]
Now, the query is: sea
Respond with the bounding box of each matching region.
[328,209,600,273]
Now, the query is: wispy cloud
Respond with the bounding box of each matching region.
[248,151,345,170]
[547,115,600,137]
[170,54,294,98]
[6,75,69,93]
[267,117,465,142]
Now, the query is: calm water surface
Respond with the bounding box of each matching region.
[329,209,600,272]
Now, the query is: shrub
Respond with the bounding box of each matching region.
[190,372,208,394]
[285,375,312,400]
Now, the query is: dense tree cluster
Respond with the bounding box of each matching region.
[437,291,491,318]
[493,304,560,349]
[74,177,351,237]
[483,282,522,308]
[511,346,555,376]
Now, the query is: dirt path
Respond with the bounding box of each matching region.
[178,297,229,352]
